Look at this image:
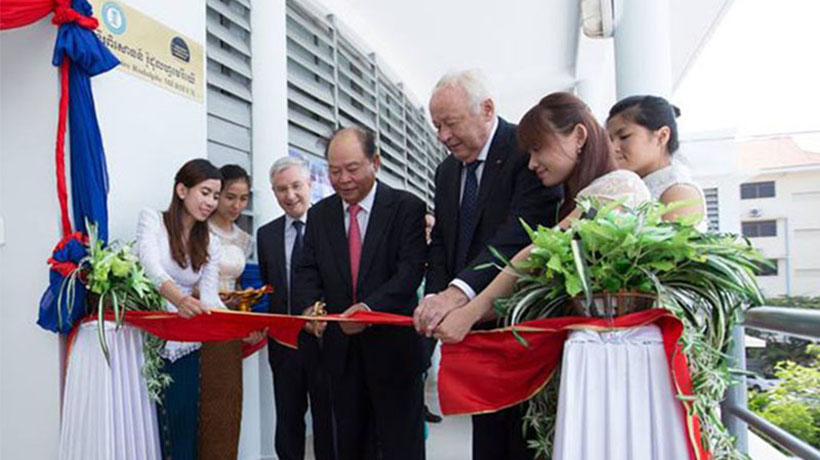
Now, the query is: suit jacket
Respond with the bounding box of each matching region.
[425,116,564,296]
[257,215,319,366]
[292,181,428,382]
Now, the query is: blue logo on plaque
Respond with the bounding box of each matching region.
[102,2,127,35]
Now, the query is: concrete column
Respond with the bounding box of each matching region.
[613,0,673,99]
[245,1,289,459]
[251,0,289,229]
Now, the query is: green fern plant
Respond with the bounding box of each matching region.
[491,200,766,459]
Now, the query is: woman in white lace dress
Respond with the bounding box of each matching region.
[136,159,225,460]
[200,164,262,459]
[435,93,690,460]
[607,95,708,231]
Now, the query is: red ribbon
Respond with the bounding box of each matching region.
[55,58,72,236]
[438,309,709,460]
[51,3,99,29]
[72,308,707,459]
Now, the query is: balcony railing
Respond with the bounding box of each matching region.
[722,306,820,460]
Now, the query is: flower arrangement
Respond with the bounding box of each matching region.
[61,223,170,401]
[491,200,767,459]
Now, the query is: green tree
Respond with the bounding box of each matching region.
[750,344,820,448]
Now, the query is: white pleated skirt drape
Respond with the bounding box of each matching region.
[59,321,162,460]
[552,324,690,460]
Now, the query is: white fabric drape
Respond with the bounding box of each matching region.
[59,321,161,460]
[552,324,690,460]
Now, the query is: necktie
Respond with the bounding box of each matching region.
[348,203,363,301]
[291,220,304,278]
[456,160,481,272]
[288,220,304,313]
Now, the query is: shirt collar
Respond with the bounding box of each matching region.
[284,211,307,230]
[344,180,378,215]
[462,116,499,167]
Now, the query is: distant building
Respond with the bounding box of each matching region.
[687,136,820,297]
[735,138,820,297]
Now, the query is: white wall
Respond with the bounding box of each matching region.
[0,1,206,458]
[1,19,65,460]
[94,0,208,241]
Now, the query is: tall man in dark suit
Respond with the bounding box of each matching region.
[293,127,428,460]
[414,70,563,459]
[257,157,335,460]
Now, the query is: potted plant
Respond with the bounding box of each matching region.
[491,199,766,460]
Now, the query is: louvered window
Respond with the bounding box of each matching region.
[206,0,254,235]
[286,0,446,206]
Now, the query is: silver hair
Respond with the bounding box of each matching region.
[432,69,494,114]
[269,156,310,184]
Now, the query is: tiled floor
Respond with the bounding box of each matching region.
[424,386,472,460]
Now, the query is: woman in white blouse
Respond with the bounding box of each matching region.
[606,95,708,231]
[432,93,690,460]
[136,158,225,460]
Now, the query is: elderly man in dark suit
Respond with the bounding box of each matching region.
[257,157,334,460]
[293,127,428,460]
[414,70,563,460]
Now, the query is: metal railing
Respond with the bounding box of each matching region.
[722,306,820,460]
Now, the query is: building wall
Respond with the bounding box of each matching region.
[1,19,64,460]
[681,133,742,234]
[739,168,820,297]
[0,2,208,457]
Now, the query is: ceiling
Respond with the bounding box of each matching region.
[313,0,733,122]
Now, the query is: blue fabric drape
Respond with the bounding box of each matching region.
[37,235,89,333]
[51,0,118,242]
[38,0,118,333]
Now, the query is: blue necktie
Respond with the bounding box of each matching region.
[456,161,481,272]
[291,220,304,278]
[289,220,304,313]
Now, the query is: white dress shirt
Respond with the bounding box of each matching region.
[450,117,499,300]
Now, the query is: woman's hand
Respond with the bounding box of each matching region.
[434,303,481,344]
[176,295,208,318]
[242,328,268,345]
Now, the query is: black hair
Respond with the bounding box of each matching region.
[608,95,681,154]
[218,164,250,190]
[324,126,378,159]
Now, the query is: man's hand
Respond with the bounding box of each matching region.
[302,305,327,338]
[413,286,469,337]
[339,303,369,335]
[434,305,480,344]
